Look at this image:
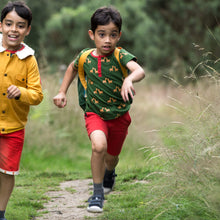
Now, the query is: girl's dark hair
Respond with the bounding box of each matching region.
[91,6,122,33]
[1,1,32,26]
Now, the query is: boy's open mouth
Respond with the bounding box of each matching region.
[8,35,18,40]
[103,46,111,50]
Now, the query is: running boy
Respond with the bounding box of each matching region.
[53,6,145,213]
[0,2,43,219]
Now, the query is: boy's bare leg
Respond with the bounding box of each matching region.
[105,153,119,171]
[0,173,15,210]
[103,153,119,194]
[90,130,107,183]
[87,130,106,212]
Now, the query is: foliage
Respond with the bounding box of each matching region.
[1,0,219,76]
[144,0,220,71]
[152,86,220,219]
[42,6,91,64]
[32,0,220,74]
[138,51,220,219]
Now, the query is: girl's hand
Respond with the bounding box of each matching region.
[7,85,21,99]
[53,92,67,108]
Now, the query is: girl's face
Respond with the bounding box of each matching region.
[88,22,121,56]
[0,9,31,51]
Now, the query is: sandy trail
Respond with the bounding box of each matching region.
[37,179,101,220]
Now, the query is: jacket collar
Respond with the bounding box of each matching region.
[0,33,34,59]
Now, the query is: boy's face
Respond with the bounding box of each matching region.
[88,22,121,56]
[0,10,31,51]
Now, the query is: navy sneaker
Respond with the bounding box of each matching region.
[103,169,117,194]
[0,218,7,220]
[87,194,104,213]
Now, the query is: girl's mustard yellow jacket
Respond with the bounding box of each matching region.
[0,35,43,134]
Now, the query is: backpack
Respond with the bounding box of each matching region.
[77,47,128,110]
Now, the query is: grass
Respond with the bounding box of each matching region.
[5,67,220,219]
[100,78,220,219]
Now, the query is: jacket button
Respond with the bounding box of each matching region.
[2,110,5,114]
[3,93,6,96]
[4,73,7,76]
[2,128,5,131]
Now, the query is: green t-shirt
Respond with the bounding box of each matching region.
[74,48,136,120]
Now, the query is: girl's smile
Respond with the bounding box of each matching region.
[0,10,31,51]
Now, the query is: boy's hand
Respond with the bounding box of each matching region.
[7,85,21,99]
[53,92,67,108]
[121,77,136,102]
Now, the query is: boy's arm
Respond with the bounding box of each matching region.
[53,61,78,108]
[121,60,145,102]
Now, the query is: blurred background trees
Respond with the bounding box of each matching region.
[0,0,219,79]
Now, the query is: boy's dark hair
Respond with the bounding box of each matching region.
[91,6,122,33]
[1,1,32,27]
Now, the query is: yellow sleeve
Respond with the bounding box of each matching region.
[18,56,43,105]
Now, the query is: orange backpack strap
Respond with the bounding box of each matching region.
[78,48,94,89]
[114,47,128,78]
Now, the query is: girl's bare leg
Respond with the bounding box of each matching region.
[0,173,15,210]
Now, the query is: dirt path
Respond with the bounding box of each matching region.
[37,179,101,220]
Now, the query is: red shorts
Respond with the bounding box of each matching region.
[85,112,131,156]
[0,129,25,175]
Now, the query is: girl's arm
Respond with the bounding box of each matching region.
[13,56,43,105]
[121,60,145,102]
[53,61,77,108]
